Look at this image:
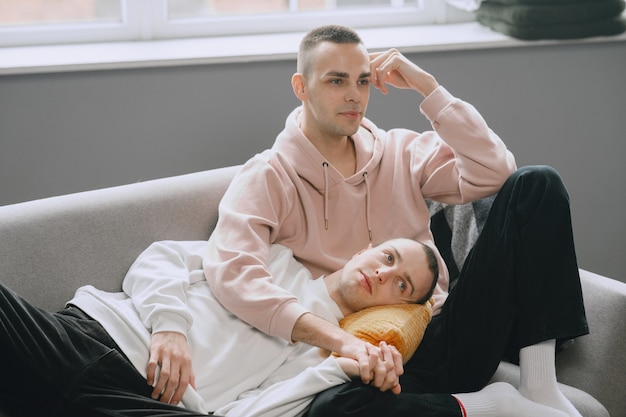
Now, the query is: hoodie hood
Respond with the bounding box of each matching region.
[272,106,385,193]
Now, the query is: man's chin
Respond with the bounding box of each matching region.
[346,125,361,137]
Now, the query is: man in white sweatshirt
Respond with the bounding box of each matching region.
[0,238,438,417]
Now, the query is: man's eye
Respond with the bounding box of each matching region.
[330,79,342,84]
[359,79,370,86]
[397,280,407,292]
[386,253,394,263]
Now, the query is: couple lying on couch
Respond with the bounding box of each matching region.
[0,231,583,417]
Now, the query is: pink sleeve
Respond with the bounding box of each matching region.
[203,157,307,342]
[418,86,517,204]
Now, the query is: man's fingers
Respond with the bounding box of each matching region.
[372,342,402,393]
[369,49,403,94]
[150,352,193,406]
[168,364,192,405]
[151,356,169,400]
[389,345,404,377]
[356,343,379,384]
[371,354,388,388]
[159,361,181,404]
[337,338,404,393]
[146,357,158,387]
[369,50,389,92]
[147,332,194,405]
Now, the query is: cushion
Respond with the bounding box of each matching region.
[477,1,626,26]
[475,0,626,40]
[338,299,434,364]
[477,15,626,40]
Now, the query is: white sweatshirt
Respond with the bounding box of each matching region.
[69,241,348,416]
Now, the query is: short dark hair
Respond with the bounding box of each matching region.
[415,242,439,305]
[297,25,363,77]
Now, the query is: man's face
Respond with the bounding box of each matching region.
[337,239,434,314]
[297,41,371,143]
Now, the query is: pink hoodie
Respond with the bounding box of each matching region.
[204,86,516,342]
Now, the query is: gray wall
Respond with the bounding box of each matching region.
[1,40,625,283]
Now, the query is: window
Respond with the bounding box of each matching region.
[0,0,473,47]
[0,0,140,46]
[0,0,123,26]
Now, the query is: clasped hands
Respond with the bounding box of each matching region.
[335,337,405,395]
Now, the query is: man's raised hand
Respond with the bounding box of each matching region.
[369,48,439,97]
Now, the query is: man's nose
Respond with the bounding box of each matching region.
[376,267,391,283]
[345,86,360,102]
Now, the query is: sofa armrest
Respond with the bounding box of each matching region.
[555,269,626,417]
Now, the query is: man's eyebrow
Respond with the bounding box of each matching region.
[325,71,350,78]
[324,71,371,79]
[390,245,415,297]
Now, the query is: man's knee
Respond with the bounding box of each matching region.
[506,165,568,201]
[515,165,564,185]
[511,165,561,184]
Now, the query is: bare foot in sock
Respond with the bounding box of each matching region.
[487,382,569,417]
[519,384,583,417]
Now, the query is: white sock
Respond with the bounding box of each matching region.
[453,382,568,417]
[518,339,582,417]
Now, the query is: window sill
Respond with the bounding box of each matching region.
[1,22,625,76]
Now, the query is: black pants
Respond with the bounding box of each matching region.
[0,288,210,416]
[308,166,589,417]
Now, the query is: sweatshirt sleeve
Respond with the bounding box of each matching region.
[212,355,349,417]
[122,240,207,336]
[204,158,310,342]
[416,86,517,204]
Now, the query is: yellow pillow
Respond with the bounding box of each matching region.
[338,299,434,364]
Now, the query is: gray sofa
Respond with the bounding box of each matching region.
[1,165,625,417]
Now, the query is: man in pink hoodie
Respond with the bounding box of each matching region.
[152,25,588,417]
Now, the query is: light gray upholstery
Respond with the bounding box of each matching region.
[0,165,238,311]
[1,164,624,417]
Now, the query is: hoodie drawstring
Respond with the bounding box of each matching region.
[321,163,372,242]
[363,171,372,242]
[322,162,329,230]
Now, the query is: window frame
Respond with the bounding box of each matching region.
[0,0,471,47]
[0,0,148,46]
[149,0,445,40]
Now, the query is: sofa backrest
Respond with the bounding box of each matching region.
[0,165,240,312]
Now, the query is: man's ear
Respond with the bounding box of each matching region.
[292,73,306,101]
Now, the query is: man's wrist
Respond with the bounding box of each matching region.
[418,76,439,98]
[292,312,347,353]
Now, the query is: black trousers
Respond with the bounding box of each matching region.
[307,166,589,417]
[0,288,210,416]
